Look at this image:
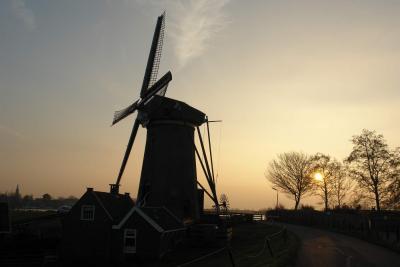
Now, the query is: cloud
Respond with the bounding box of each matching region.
[135,0,231,68]
[168,0,231,68]
[0,124,24,139]
[11,0,36,30]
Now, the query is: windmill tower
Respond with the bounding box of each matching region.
[111,13,219,222]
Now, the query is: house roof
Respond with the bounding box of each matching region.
[141,207,183,231]
[113,206,184,232]
[92,191,134,223]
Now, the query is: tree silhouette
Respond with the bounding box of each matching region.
[309,153,336,211]
[42,193,52,201]
[345,129,400,211]
[330,162,352,208]
[266,152,314,210]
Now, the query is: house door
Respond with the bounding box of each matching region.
[123,229,137,253]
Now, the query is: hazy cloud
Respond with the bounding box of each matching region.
[168,0,230,68]
[11,0,36,30]
[135,0,231,68]
[0,124,24,139]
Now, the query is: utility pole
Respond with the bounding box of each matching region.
[272,187,279,209]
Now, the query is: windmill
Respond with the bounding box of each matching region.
[110,12,171,195]
[111,12,221,222]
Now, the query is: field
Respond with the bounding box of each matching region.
[157,222,299,267]
[189,223,298,267]
[10,209,57,223]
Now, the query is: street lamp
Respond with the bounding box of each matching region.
[272,187,279,210]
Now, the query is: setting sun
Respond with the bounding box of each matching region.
[314,172,324,181]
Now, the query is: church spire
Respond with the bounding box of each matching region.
[15,184,21,200]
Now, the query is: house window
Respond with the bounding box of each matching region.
[80,205,95,221]
[123,229,137,253]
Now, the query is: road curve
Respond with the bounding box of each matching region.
[282,223,400,267]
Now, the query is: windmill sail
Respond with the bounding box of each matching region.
[141,71,171,101]
[112,12,170,191]
[140,12,166,98]
[150,13,165,91]
[115,119,141,186]
[112,71,172,126]
[112,101,138,125]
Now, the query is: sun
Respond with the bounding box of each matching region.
[314,172,324,181]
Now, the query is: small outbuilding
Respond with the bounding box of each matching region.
[111,206,185,261]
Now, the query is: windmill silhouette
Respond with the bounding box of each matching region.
[111,12,220,221]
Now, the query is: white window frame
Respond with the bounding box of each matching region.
[123,229,137,253]
[80,205,95,221]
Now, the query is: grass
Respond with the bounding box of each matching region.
[176,222,299,267]
[10,209,57,223]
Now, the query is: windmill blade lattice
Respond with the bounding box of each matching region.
[149,12,165,92]
[140,12,166,98]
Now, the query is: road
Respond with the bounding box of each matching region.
[283,223,400,267]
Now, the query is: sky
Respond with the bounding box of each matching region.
[1,0,400,210]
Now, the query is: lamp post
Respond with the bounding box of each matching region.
[272,187,279,209]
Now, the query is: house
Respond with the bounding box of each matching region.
[111,206,185,261]
[61,187,186,264]
[61,187,134,264]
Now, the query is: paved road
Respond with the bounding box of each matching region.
[283,224,400,267]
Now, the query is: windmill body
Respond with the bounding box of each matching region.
[137,96,205,221]
[111,12,211,223]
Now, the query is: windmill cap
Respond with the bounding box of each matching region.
[142,96,205,126]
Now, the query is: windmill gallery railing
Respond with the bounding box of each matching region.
[267,209,400,251]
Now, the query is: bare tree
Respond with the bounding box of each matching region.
[266,152,314,210]
[330,162,352,208]
[345,129,400,211]
[384,148,400,209]
[309,153,336,211]
[386,180,400,209]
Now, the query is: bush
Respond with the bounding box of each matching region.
[300,204,315,210]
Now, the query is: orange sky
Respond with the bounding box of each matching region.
[1,1,400,210]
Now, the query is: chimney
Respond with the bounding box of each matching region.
[109,184,119,195]
[87,187,93,192]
